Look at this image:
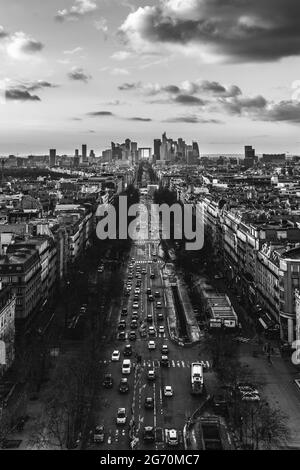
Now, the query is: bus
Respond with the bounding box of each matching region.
[191,362,204,394]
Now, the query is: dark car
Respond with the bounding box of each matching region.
[146,288,152,295]
[144,397,154,409]
[160,355,170,367]
[93,425,105,444]
[129,331,137,341]
[148,295,154,302]
[102,373,113,389]
[123,344,132,357]
[117,331,126,340]
[143,426,155,443]
[118,321,126,331]
[121,308,128,316]
[130,320,138,329]
[119,378,129,394]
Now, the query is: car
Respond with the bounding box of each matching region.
[124,290,130,297]
[117,331,126,340]
[146,287,152,295]
[160,355,169,367]
[147,369,155,380]
[97,267,104,273]
[152,258,157,263]
[144,397,154,409]
[118,321,126,331]
[130,320,138,329]
[240,392,261,402]
[143,426,155,443]
[148,295,154,302]
[146,314,153,323]
[116,408,127,425]
[166,429,178,447]
[150,272,155,279]
[128,274,133,280]
[237,383,259,395]
[103,373,113,388]
[129,331,137,341]
[136,273,141,279]
[159,326,165,335]
[156,302,162,309]
[148,340,156,350]
[157,312,164,321]
[133,294,139,301]
[162,345,168,354]
[164,386,173,397]
[111,350,120,362]
[142,269,147,275]
[131,313,138,320]
[121,308,128,316]
[135,288,141,294]
[133,302,139,309]
[93,425,105,444]
[123,344,132,356]
[119,378,129,394]
[148,326,156,336]
[154,291,160,298]
[136,280,142,287]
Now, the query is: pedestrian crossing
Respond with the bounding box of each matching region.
[90,427,183,446]
[99,359,210,369]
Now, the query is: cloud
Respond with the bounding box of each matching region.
[100,66,130,76]
[5,88,41,101]
[174,94,205,105]
[164,115,223,124]
[118,79,240,99]
[258,101,300,123]
[94,18,108,38]
[6,32,44,60]
[128,116,152,121]
[111,50,134,61]
[63,47,84,55]
[119,0,300,62]
[68,67,92,82]
[55,0,98,22]
[21,80,57,92]
[0,26,9,39]
[87,111,114,116]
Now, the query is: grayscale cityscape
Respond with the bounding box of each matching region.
[0,0,300,458]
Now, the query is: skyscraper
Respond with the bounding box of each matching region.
[82,144,87,163]
[49,149,56,168]
[154,139,161,161]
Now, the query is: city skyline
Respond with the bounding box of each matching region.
[1,0,300,155]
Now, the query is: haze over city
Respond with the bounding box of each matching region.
[1,0,300,155]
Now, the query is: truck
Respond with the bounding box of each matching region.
[191,362,204,395]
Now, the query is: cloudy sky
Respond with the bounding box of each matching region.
[1,0,300,155]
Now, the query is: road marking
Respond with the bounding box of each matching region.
[172,360,176,367]
[181,361,185,368]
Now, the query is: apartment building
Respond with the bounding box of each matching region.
[0,283,16,375]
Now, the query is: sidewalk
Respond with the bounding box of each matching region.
[238,342,300,449]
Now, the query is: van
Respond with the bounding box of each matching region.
[122,359,131,375]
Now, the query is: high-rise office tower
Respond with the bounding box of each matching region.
[125,138,131,150]
[154,139,161,161]
[49,149,56,168]
[82,144,87,162]
[244,145,256,168]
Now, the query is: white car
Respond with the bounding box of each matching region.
[156,302,162,309]
[159,326,165,335]
[133,302,139,309]
[164,386,173,397]
[148,326,156,336]
[148,341,156,350]
[116,408,127,425]
[135,288,140,294]
[111,350,120,361]
[166,429,178,446]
